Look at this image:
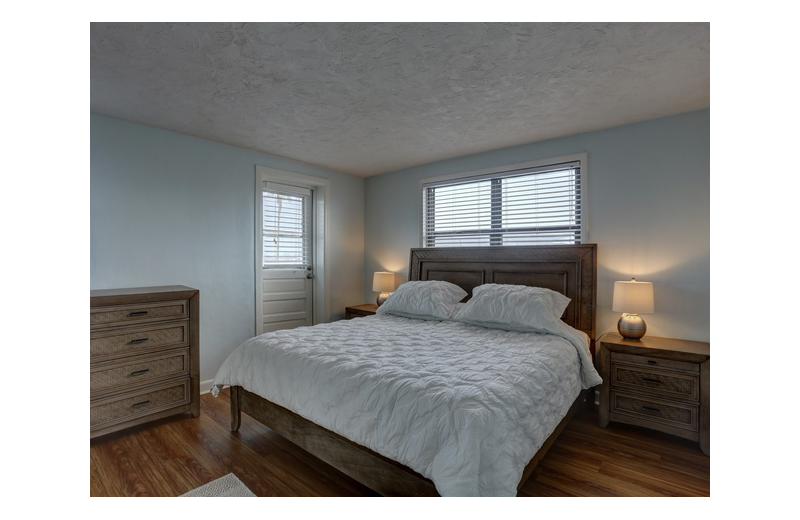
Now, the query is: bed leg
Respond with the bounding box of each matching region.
[230,385,242,432]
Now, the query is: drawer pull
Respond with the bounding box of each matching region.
[131,400,151,408]
[129,369,150,377]
[641,406,662,415]
[129,311,149,317]
[647,360,658,365]
[130,338,150,345]
[642,377,663,385]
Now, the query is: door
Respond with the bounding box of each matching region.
[258,181,314,333]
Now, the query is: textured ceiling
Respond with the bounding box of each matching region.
[90,22,710,177]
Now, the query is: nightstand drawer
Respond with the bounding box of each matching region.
[90,299,189,329]
[91,349,190,396]
[611,351,698,373]
[90,322,189,360]
[611,390,699,432]
[611,363,700,402]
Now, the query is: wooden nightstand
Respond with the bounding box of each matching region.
[597,333,709,455]
[345,304,378,319]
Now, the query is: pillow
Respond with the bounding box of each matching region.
[453,283,571,333]
[376,280,467,321]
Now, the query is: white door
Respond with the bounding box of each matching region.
[258,182,314,333]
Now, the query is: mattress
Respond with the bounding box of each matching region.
[211,314,601,496]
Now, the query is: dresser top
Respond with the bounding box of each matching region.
[91,285,198,305]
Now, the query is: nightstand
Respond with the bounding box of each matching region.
[345,304,378,319]
[597,333,709,455]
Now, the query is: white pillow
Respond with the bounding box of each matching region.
[453,283,571,333]
[376,280,467,321]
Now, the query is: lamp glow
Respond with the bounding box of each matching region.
[372,271,395,306]
[612,278,655,340]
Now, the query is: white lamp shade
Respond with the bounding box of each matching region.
[612,279,655,314]
[372,271,395,293]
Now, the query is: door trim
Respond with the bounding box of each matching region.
[255,166,330,334]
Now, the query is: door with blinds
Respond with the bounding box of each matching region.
[259,182,314,334]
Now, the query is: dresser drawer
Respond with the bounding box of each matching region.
[90,379,190,431]
[611,362,700,402]
[91,349,190,396]
[90,321,189,360]
[610,390,699,432]
[90,300,189,329]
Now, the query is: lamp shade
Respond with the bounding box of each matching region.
[372,271,395,293]
[612,278,654,314]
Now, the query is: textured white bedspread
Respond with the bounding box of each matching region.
[211,314,601,496]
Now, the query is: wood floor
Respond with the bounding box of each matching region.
[90,388,710,497]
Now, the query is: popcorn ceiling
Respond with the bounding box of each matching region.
[90,22,709,177]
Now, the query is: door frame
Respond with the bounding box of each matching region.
[255,166,330,335]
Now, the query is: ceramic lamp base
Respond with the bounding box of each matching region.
[376,293,390,306]
[618,313,647,340]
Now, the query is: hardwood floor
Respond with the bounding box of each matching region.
[90,388,709,497]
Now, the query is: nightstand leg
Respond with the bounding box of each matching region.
[700,439,709,455]
[700,359,710,455]
[597,345,610,427]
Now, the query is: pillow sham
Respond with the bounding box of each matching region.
[453,283,571,333]
[376,280,467,321]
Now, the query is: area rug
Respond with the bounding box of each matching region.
[180,473,256,497]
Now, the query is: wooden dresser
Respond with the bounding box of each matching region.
[597,333,709,455]
[90,286,199,438]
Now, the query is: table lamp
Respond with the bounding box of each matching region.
[612,278,655,340]
[372,271,395,306]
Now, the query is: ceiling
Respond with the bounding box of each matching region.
[90,22,710,177]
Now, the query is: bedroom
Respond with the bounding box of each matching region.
[87,21,715,500]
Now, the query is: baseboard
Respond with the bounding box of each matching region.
[200,379,217,395]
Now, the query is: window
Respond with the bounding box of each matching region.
[262,183,312,269]
[422,157,584,247]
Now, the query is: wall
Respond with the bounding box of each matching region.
[364,110,710,342]
[90,114,365,383]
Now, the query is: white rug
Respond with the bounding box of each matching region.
[180,473,256,497]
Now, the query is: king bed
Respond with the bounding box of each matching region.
[212,244,600,496]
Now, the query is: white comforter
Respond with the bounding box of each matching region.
[211,314,602,496]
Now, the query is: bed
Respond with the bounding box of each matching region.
[212,245,600,496]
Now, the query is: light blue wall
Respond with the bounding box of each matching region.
[90,114,365,382]
[364,110,710,342]
[91,109,710,383]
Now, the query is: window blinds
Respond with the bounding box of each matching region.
[422,161,582,247]
[262,183,312,269]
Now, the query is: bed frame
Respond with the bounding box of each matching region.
[230,244,598,496]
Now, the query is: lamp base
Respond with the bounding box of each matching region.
[376,293,390,306]
[618,313,647,340]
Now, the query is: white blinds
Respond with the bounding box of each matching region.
[262,183,312,269]
[422,161,582,247]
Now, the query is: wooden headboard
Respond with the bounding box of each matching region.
[409,244,597,340]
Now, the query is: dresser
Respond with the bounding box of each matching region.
[90,286,199,438]
[597,333,709,455]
